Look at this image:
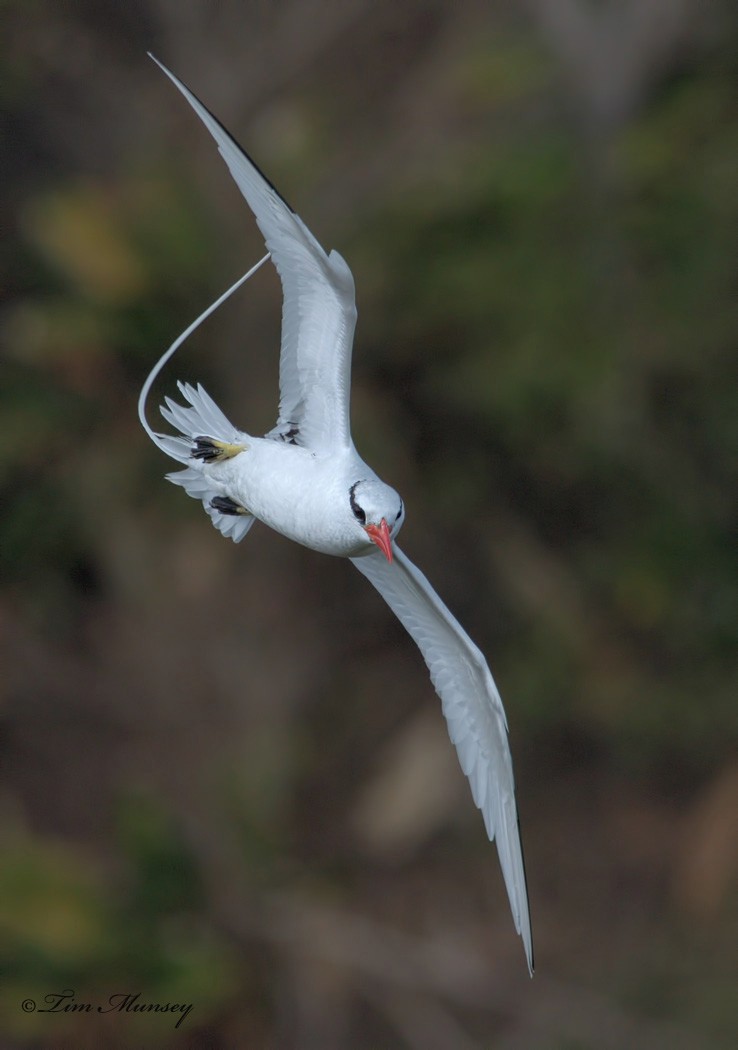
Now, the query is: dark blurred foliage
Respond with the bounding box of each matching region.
[1,2,736,1048]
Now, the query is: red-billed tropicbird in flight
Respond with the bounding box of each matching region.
[139,55,533,973]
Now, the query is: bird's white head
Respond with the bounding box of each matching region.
[349,479,404,563]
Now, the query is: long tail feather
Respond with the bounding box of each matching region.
[138,259,268,542]
[138,255,269,462]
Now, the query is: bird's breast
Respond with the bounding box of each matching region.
[223,439,363,557]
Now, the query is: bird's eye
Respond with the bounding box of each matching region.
[395,501,404,522]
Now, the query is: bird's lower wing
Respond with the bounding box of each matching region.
[350,545,533,973]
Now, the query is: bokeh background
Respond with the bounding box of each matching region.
[1,2,736,1047]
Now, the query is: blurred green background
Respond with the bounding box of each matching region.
[1,2,736,1048]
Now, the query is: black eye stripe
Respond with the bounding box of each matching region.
[349,481,366,524]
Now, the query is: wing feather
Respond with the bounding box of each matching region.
[149,55,357,453]
[351,545,533,973]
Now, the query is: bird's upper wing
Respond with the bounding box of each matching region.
[150,55,357,454]
[351,545,533,973]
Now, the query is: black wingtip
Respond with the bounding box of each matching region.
[516,807,535,976]
[148,52,298,216]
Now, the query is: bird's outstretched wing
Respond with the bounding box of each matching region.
[351,545,533,973]
[149,54,357,454]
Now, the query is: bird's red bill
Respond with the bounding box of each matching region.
[365,519,393,563]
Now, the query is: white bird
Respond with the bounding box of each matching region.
[140,54,533,973]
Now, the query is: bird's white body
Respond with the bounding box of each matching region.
[141,55,534,973]
[230,442,372,557]
[195,433,388,558]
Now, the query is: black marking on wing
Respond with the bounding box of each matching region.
[165,65,297,215]
[516,809,535,974]
[210,495,248,516]
[268,421,301,446]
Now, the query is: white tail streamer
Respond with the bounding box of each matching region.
[137,254,270,454]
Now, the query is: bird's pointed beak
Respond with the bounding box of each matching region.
[365,518,393,563]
